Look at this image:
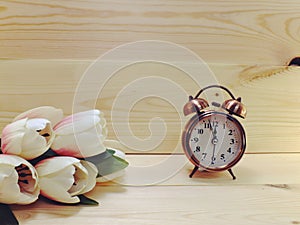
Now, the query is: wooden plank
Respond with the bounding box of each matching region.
[0,0,299,65]
[12,184,300,225]
[0,60,300,153]
[10,154,300,224]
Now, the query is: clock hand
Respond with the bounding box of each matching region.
[211,143,216,164]
[212,123,217,137]
[211,124,218,164]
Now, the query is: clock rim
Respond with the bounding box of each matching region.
[182,110,246,172]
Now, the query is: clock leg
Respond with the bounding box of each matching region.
[228,169,236,180]
[189,166,199,178]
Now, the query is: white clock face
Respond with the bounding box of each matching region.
[184,112,245,171]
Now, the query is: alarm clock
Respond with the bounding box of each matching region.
[182,85,247,179]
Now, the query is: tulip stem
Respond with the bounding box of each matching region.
[0,203,19,225]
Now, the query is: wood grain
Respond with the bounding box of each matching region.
[105,154,300,185]
[0,60,299,153]
[0,0,300,65]
[1,1,300,224]
[12,185,300,225]
[11,154,300,225]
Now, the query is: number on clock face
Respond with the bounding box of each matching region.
[188,112,244,170]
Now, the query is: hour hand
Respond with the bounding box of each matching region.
[213,124,217,136]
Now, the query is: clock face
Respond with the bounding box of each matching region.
[182,111,246,171]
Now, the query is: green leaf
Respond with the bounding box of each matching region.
[85,149,129,177]
[0,203,19,225]
[78,195,99,206]
[106,149,116,155]
[84,150,114,163]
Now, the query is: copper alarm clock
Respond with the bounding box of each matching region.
[182,85,247,179]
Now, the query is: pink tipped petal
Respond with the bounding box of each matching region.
[54,114,101,135]
[35,156,97,204]
[2,119,27,134]
[1,118,54,160]
[51,128,106,158]
[53,110,99,130]
[13,106,64,126]
[0,155,39,205]
[1,119,27,154]
[1,131,24,155]
[35,156,79,176]
[38,165,80,204]
[51,109,107,158]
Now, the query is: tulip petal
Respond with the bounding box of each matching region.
[13,106,64,126]
[79,161,98,194]
[54,115,100,136]
[68,162,88,196]
[0,164,21,204]
[1,119,27,155]
[54,110,106,135]
[1,118,54,160]
[51,127,106,158]
[111,149,126,160]
[21,127,49,160]
[17,187,40,205]
[35,157,97,204]
[0,155,39,205]
[25,118,49,131]
[38,165,80,204]
[35,156,79,176]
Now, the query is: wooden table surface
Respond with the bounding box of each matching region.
[1,0,300,224]
[12,154,300,225]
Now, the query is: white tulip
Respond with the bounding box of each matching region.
[13,106,64,126]
[1,118,55,160]
[51,110,107,158]
[35,156,98,204]
[0,154,40,205]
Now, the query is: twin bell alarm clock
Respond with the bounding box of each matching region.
[182,85,247,179]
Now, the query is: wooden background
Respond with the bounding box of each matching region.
[0,0,299,224]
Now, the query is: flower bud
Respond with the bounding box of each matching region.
[1,118,55,160]
[35,156,98,204]
[51,110,107,158]
[0,154,40,204]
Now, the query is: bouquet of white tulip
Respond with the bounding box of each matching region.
[0,106,129,225]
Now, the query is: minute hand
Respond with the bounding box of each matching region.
[211,125,219,164]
